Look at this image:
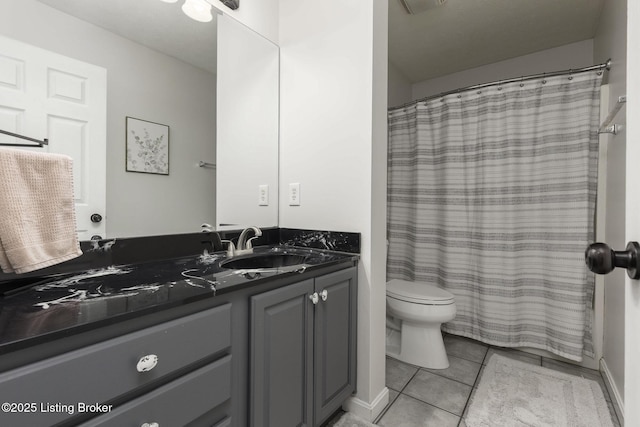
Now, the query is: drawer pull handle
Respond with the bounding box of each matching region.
[141,423,159,427]
[136,354,158,373]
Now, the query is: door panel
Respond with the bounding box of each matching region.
[0,35,106,240]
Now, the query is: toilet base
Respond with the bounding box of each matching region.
[386,321,449,369]
[386,327,401,357]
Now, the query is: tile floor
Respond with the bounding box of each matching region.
[373,334,622,427]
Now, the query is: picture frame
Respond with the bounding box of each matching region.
[125,116,169,175]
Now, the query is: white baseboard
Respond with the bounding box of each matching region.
[600,358,624,425]
[343,387,390,422]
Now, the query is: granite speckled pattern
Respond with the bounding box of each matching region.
[0,245,357,351]
[279,228,360,253]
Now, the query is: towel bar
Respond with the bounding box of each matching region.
[0,129,48,147]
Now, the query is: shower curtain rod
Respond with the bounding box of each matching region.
[389,59,612,111]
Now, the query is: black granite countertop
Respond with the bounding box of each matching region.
[0,245,357,352]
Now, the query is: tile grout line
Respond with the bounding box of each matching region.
[402,360,483,420]
[457,347,490,426]
[385,338,617,427]
[375,362,422,424]
[381,352,481,424]
[388,391,467,422]
[422,361,483,388]
[383,343,491,425]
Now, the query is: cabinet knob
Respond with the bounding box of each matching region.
[320,289,328,301]
[141,423,159,427]
[309,292,319,305]
[136,354,158,373]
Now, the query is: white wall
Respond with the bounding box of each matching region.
[208,0,279,44]
[594,0,627,416]
[1,0,217,238]
[412,40,594,100]
[388,61,412,108]
[279,0,389,421]
[216,14,279,229]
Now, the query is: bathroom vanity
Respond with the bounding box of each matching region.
[0,235,358,427]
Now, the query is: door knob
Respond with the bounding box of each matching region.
[585,241,640,279]
[90,213,103,223]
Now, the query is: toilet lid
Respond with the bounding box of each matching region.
[386,279,454,304]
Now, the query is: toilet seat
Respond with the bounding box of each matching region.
[386,279,454,305]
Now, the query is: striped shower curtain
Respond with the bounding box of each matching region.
[387,71,603,361]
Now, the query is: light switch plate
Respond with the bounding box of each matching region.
[258,185,269,206]
[289,183,300,206]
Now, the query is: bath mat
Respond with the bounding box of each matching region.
[332,411,378,427]
[466,354,614,427]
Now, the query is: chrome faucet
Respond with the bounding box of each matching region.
[236,226,263,255]
[221,240,236,257]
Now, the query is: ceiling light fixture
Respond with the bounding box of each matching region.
[159,0,216,22]
[181,0,213,22]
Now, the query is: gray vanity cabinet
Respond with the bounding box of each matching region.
[313,268,358,423]
[76,355,231,427]
[0,304,232,427]
[250,267,357,427]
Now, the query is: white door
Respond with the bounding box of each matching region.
[0,35,106,241]
[627,2,640,425]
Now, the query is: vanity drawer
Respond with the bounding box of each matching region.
[78,355,231,427]
[0,303,231,427]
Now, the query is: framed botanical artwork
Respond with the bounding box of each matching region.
[126,116,169,175]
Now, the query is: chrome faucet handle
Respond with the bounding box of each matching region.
[221,240,236,257]
[246,236,260,250]
[237,226,263,251]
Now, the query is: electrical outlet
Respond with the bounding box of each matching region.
[289,183,300,206]
[258,185,269,206]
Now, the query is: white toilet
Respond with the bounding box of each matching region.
[386,279,457,369]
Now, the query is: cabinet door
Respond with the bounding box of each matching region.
[314,267,357,425]
[250,279,315,427]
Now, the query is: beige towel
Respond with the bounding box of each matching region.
[0,148,82,274]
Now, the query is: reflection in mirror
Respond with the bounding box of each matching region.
[0,0,279,239]
[216,14,279,231]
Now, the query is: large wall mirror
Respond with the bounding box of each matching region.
[0,0,279,239]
